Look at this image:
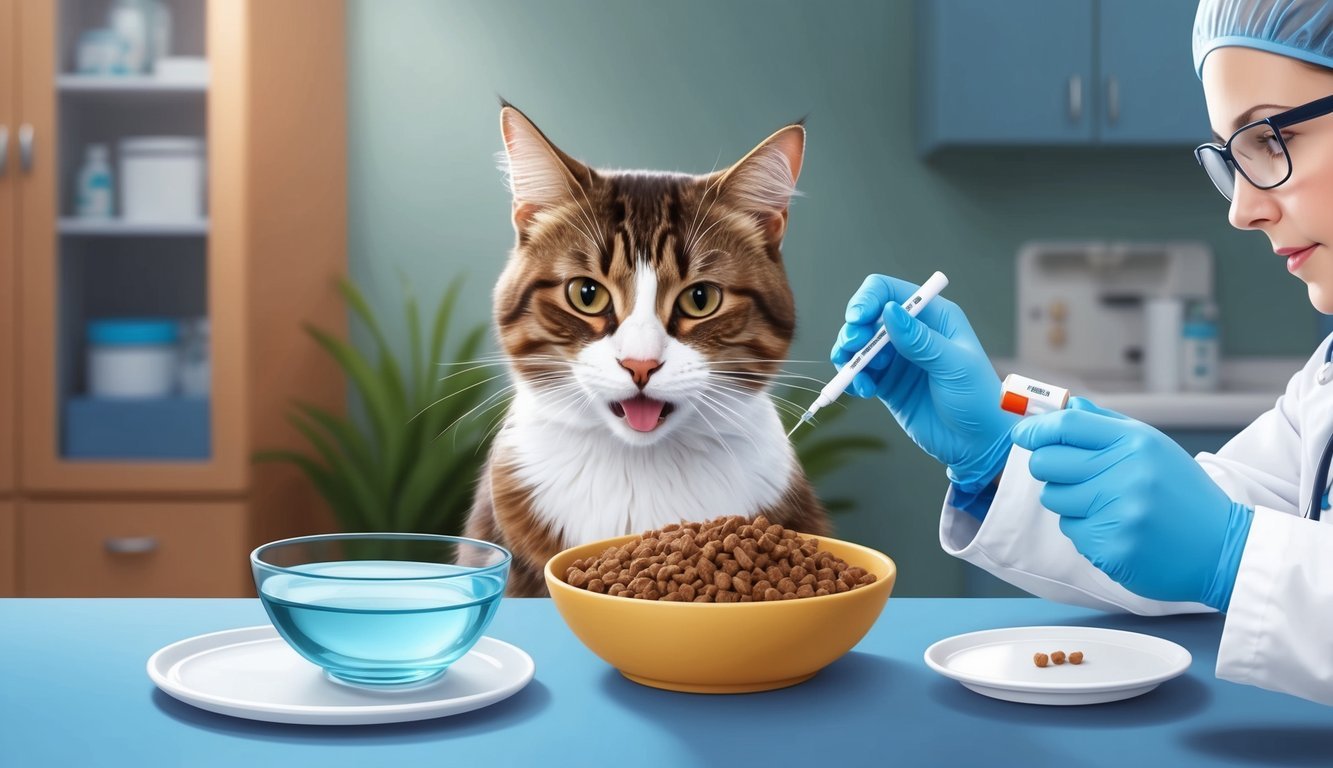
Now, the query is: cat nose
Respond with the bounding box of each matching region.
[619,358,662,389]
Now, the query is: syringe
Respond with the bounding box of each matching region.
[786,271,950,439]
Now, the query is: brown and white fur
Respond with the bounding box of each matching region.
[464,104,829,597]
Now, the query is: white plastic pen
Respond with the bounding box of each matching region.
[787,271,950,438]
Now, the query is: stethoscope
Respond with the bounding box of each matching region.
[1307,340,1333,521]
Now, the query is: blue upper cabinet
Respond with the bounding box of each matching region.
[917,0,1210,154]
[916,0,1096,153]
[1098,0,1210,144]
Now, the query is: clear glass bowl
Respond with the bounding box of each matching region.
[251,533,510,687]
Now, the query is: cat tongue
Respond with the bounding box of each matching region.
[621,395,667,432]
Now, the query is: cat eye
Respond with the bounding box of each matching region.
[566,277,612,315]
[676,283,722,319]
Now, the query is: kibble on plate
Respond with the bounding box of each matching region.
[563,514,877,602]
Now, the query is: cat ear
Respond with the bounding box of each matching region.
[498,105,593,237]
[715,124,805,244]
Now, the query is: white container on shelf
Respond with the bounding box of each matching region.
[178,317,210,397]
[88,319,180,399]
[108,0,151,74]
[119,136,205,222]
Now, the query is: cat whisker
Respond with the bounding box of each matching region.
[695,392,763,457]
[711,383,808,422]
[687,399,743,476]
[707,358,825,365]
[708,380,810,418]
[712,373,827,396]
[412,369,529,419]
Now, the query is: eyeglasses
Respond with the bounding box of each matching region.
[1194,94,1333,201]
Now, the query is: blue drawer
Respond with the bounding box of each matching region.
[63,397,210,460]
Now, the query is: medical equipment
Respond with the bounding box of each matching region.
[1306,339,1333,522]
[1016,241,1213,386]
[999,374,1070,417]
[789,271,948,438]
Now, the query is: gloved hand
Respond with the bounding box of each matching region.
[1012,397,1254,611]
[830,274,1017,492]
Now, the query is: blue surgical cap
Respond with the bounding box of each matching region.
[1194,0,1333,78]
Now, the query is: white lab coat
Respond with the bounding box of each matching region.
[941,340,1333,706]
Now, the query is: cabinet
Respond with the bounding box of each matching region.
[0,502,13,595]
[916,0,1209,154]
[0,1,348,596]
[21,500,247,597]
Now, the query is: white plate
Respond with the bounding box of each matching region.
[923,626,1191,706]
[147,625,535,725]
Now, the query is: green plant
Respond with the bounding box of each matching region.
[778,390,888,514]
[255,275,497,536]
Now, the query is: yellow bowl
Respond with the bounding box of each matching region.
[545,533,896,693]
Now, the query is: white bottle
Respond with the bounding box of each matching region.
[76,144,114,218]
[108,0,150,75]
[1144,297,1184,393]
[1181,300,1221,392]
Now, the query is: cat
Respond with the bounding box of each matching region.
[463,103,830,597]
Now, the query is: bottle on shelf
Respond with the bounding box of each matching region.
[75,144,114,219]
[1181,300,1221,393]
[108,0,151,75]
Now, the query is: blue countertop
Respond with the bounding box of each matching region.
[1,598,1330,767]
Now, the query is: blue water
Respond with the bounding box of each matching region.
[258,560,505,686]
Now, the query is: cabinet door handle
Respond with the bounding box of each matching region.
[1107,75,1120,125]
[1068,75,1083,122]
[0,125,8,176]
[105,536,159,555]
[18,123,34,172]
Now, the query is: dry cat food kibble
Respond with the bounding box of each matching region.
[563,514,876,602]
[1033,649,1085,667]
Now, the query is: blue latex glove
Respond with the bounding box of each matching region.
[1012,397,1254,611]
[830,274,1018,494]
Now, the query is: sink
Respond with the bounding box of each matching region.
[993,357,1305,429]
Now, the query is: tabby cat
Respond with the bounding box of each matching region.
[463,104,829,597]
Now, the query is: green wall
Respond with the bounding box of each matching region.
[347,0,1314,596]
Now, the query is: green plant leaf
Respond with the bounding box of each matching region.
[286,410,388,530]
[338,277,407,412]
[797,435,889,481]
[253,449,363,531]
[305,324,406,496]
[427,277,465,398]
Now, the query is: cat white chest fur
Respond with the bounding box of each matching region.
[500,385,797,548]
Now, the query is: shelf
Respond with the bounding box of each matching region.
[59,218,209,236]
[57,74,208,93]
[63,396,210,460]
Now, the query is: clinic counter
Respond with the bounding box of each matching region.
[2,598,1329,767]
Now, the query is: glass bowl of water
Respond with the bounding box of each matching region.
[251,533,510,688]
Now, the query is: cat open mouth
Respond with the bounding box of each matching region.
[609,395,676,432]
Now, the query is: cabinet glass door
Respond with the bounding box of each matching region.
[55,0,209,461]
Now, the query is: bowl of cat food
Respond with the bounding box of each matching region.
[545,514,895,693]
[252,533,510,687]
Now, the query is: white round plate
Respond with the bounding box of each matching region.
[147,625,535,725]
[923,625,1191,706]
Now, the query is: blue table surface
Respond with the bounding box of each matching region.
[2,598,1331,767]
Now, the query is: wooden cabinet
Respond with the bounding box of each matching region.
[1,1,347,596]
[21,501,248,597]
[0,0,15,495]
[0,502,13,596]
[916,0,1209,154]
